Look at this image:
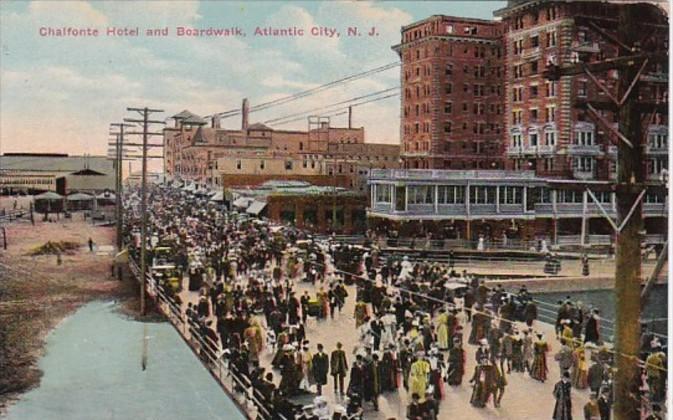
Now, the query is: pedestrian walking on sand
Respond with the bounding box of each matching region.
[88,237,94,252]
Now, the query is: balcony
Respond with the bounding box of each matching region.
[522,46,541,59]
[506,146,523,156]
[567,144,602,156]
[537,144,556,155]
[573,169,595,180]
[645,145,668,155]
[369,169,537,181]
[647,171,668,182]
[519,144,555,155]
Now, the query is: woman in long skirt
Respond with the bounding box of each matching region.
[530,334,549,382]
[571,345,589,389]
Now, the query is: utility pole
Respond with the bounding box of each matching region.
[543,4,667,419]
[124,107,164,316]
[110,123,133,252]
[613,7,645,419]
[333,150,338,233]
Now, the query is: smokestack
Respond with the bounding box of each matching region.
[242,98,249,131]
[348,106,352,129]
[212,115,220,128]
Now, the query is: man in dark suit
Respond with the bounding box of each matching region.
[312,343,329,395]
[330,342,348,395]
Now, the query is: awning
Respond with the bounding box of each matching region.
[34,191,63,200]
[66,193,94,201]
[210,192,225,202]
[233,197,251,209]
[96,192,116,200]
[246,200,267,216]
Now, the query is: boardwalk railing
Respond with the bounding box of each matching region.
[127,257,287,420]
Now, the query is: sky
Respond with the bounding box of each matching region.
[0,1,506,159]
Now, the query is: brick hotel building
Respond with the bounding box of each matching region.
[393,16,505,170]
[368,0,668,245]
[394,0,668,181]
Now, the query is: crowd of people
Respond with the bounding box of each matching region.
[123,185,667,420]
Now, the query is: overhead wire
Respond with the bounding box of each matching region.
[270,92,401,127]
[263,87,400,125]
[204,62,400,119]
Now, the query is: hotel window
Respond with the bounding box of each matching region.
[530,35,539,48]
[545,81,556,97]
[260,160,265,170]
[438,185,465,204]
[513,39,523,55]
[408,185,434,204]
[648,133,668,149]
[376,184,392,203]
[546,6,557,20]
[530,84,539,98]
[444,102,453,114]
[236,160,242,170]
[558,190,583,203]
[574,129,594,145]
[474,84,484,96]
[470,186,496,204]
[513,86,523,102]
[546,106,556,123]
[547,30,557,47]
[574,157,594,172]
[594,191,612,203]
[446,83,453,94]
[477,103,484,115]
[285,161,293,170]
[512,110,522,125]
[444,121,452,133]
[544,158,554,172]
[530,132,539,146]
[545,130,556,146]
[578,80,588,97]
[537,187,551,203]
[530,108,539,122]
[645,190,666,204]
[499,186,523,204]
[648,157,668,175]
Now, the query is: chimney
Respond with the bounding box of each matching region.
[241,98,249,131]
[212,115,220,128]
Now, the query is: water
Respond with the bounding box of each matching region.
[533,284,668,340]
[5,301,245,420]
